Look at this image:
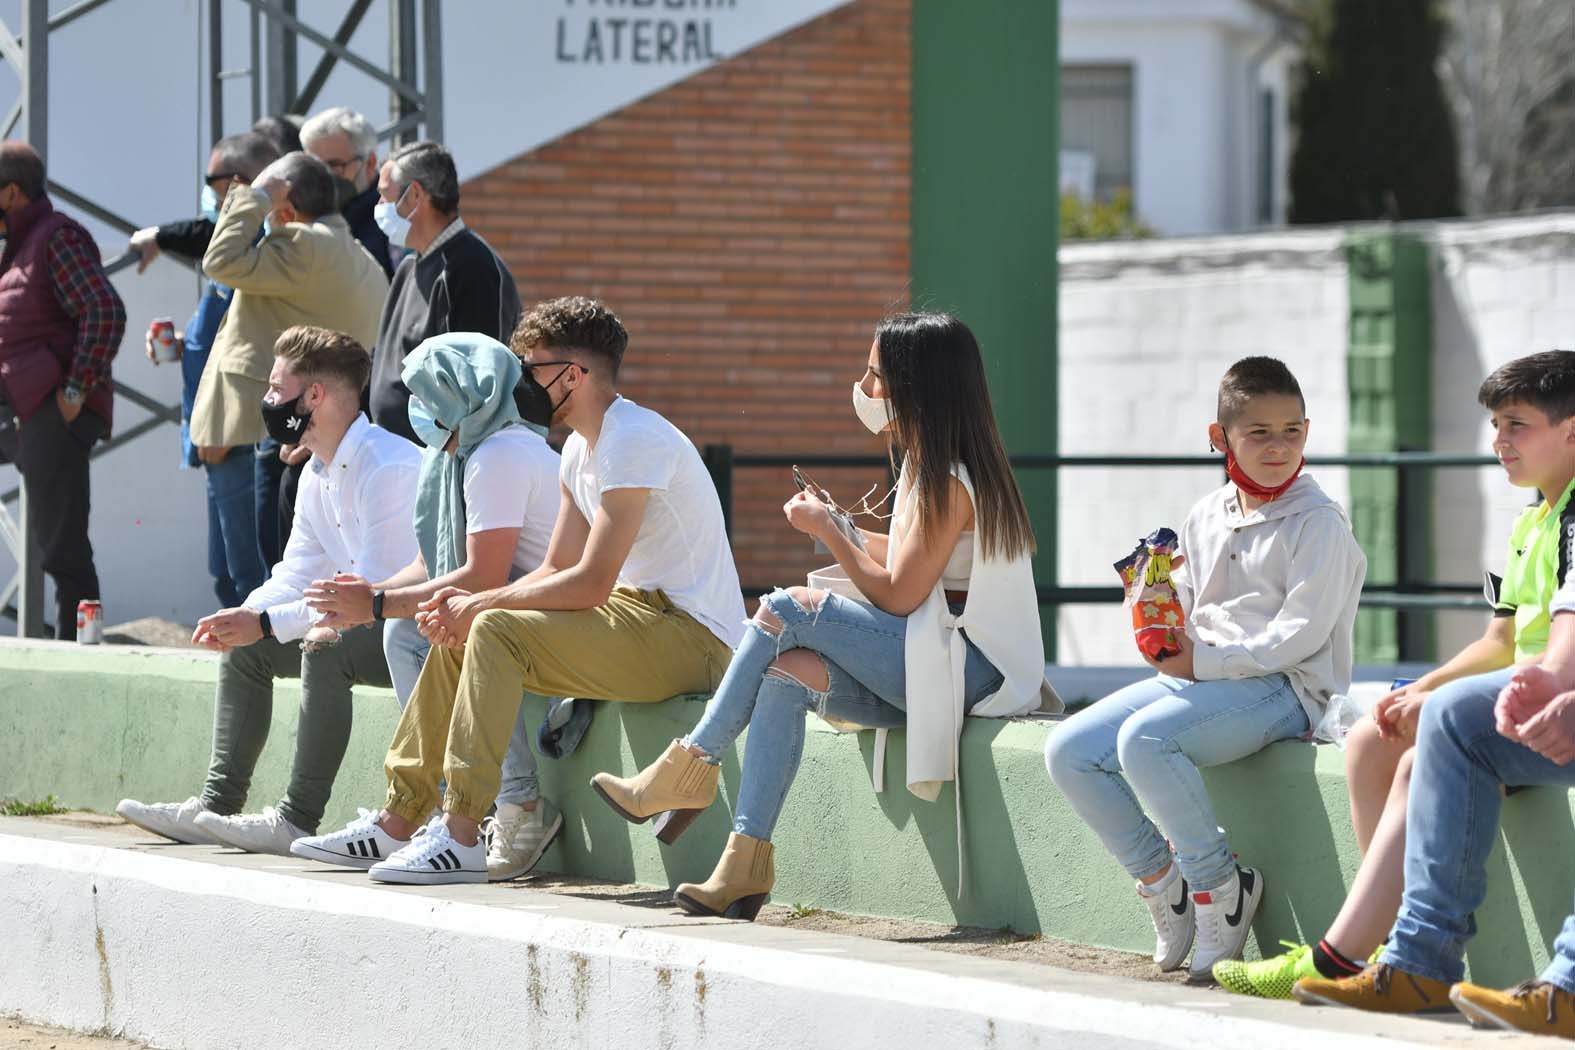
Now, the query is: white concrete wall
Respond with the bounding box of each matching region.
[1057,228,1352,666]
[0,831,1480,1050]
[1062,0,1295,236]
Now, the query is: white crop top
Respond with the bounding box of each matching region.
[941,532,974,590]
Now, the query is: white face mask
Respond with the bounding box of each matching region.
[373,184,414,248]
[852,381,892,435]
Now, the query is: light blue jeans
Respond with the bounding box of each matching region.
[204,445,265,609]
[382,617,539,806]
[1382,668,1575,989]
[684,588,1004,841]
[1045,672,1310,892]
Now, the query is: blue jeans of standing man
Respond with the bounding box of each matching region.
[1045,673,1310,893]
[684,589,1004,841]
[205,445,265,609]
[381,617,541,806]
[1382,668,1575,990]
[255,437,286,569]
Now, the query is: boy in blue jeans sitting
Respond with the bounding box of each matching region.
[1047,356,1367,979]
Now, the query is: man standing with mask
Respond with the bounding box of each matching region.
[190,151,387,568]
[128,131,280,608]
[118,326,418,852]
[300,108,394,279]
[367,141,521,444]
[0,142,126,640]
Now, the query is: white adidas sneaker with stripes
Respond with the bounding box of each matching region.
[289,808,407,871]
[369,818,486,885]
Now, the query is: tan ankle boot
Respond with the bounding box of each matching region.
[673,833,774,921]
[590,739,719,844]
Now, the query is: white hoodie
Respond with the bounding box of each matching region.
[1174,473,1367,729]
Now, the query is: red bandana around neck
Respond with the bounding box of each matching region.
[1225,450,1304,502]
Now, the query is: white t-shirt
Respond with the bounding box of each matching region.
[560,397,745,647]
[463,426,561,577]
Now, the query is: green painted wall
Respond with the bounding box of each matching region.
[910,0,1060,656]
[3,643,1569,987]
[1345,232,1434,662]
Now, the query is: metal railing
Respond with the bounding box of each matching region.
[701,445,1500,661]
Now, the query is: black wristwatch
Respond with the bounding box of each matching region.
[371,591,386,621]
[61,380,84,405]
[258,609,274,639]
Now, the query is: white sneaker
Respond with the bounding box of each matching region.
[369,818,487,885]
[194,806,307,857]
[290,808,409,870]
[1138,870,1194,972]
[116,796,216,845]
[485,800,563,882]
[1188,866,1264,978]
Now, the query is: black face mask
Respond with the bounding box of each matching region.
[259,391,313,445]
[513,364,575,428]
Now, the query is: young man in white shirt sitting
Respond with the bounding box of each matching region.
[295,297,745,883]
[117,326,420,854]
[299,332,563,880]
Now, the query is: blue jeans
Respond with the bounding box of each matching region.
[1382,668,1575,989]
[205,445,265,608]
[382,617,540,806]
[1045,672,1310,892]
[684,589,1004,841]
[255,437,285,568]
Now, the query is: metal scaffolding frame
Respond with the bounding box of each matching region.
[0,0,443,637]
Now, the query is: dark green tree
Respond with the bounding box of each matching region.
[1289,0,1461,222]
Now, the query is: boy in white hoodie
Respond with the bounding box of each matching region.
[1046,357,1367,980]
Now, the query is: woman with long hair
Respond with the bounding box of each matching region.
[589,312,1058,919]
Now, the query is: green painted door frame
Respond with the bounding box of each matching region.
[910,0,1061,656]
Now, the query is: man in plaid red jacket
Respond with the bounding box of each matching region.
[0,142,125,640]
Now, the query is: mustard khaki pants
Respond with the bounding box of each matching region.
[384,587,732,822]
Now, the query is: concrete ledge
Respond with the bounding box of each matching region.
[2,639,1571,988]
[0,821,1527,1050]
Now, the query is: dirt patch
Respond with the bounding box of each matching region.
[525,872,1184,984]
[102,619,196,649]
[0,1018,154,1050]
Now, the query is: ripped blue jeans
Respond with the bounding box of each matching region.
[684,588,1004,840]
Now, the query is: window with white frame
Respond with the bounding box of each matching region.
[1060,64,1135,202]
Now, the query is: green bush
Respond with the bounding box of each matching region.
[1060,189,1154,241]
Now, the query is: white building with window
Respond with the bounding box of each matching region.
[1061,0,1299,236]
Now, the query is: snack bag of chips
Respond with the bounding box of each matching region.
[1113,527,1186,661]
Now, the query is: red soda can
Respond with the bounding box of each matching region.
[150,318,178,363]
[76,599,103,644]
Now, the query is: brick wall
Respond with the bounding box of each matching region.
[462,0,911,596]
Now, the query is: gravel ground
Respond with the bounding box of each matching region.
[101,619,196,649]
[525,872,1180,984]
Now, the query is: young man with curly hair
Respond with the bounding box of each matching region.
[294,297,744,883]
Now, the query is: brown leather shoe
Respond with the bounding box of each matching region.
[1292,963,1455,1014]
[1451,980,1575,1035]
[674,832,775,921]
[590,739,719,844]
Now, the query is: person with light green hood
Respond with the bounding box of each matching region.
[298,331,562,881]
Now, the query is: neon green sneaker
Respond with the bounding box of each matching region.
[1212,941,1317,998]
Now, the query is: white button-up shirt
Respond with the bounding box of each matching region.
[244,415,420,641]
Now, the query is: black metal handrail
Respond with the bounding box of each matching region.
[704,445,1502,660]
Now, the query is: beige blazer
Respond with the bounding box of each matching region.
[189,188,389,447]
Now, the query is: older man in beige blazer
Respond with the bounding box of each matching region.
[193,152,387,451]
[191,151,389,564]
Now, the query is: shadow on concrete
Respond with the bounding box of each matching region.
[1206,740,1348,957]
